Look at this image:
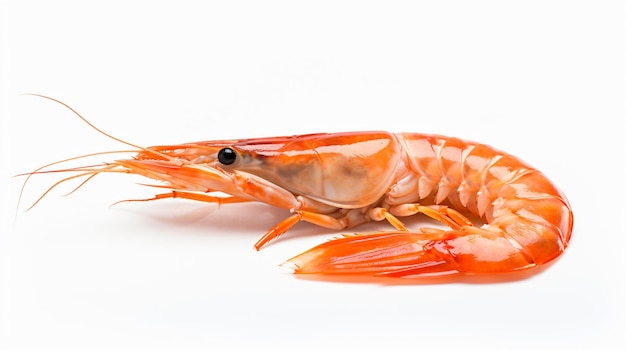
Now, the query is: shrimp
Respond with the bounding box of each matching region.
[21,96,573,279]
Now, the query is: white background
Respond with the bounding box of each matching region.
[1,1,624,350]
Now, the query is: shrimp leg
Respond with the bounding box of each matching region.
[114,191,254,206]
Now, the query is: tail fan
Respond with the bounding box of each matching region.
[285,230,536,278]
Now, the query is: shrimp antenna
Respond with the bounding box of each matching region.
[16,94,178,217]
[22,94,178,161]
[24,94,146,152]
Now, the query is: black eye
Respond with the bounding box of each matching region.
[217,147,237,165]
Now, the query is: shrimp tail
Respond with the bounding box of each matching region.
[285,228,550,278]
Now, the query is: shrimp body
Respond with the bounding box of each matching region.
[286,133,573,277]
[24,98,573,278]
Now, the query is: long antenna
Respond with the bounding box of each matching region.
[15,95,178,217]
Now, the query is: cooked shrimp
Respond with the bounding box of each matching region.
[21,96,573,278]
